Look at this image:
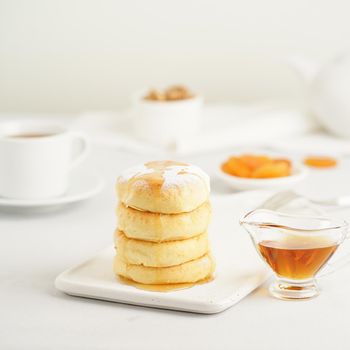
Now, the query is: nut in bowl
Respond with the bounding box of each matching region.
[217,153,308,190]
[132,85,203,148]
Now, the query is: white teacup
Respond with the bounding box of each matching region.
[0,121,89,200]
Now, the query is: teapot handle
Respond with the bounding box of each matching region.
[287,55,321,83]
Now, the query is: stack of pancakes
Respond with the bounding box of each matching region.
[114,160,215,286]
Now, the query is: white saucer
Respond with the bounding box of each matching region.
[0,172,104,212]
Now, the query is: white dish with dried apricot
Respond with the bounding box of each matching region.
[217,154,308,190]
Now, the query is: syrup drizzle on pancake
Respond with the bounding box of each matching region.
[118,275,214,292]
[118,160,210,193]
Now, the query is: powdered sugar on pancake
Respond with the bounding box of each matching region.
[118,161,210,192]
[119,165,154,183]
[161,165,210,192]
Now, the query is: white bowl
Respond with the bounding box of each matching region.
[217,161,308,191]
[131,90,203,147]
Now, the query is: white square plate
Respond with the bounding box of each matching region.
[55,191,271,314]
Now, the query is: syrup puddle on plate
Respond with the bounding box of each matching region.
[118,275,214,292]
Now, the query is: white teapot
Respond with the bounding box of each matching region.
[290,51,350,137]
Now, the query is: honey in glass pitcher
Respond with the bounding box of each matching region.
[258,237,338,280]
[241,208,348,300]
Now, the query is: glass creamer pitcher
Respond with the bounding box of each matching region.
[240,209,349,300]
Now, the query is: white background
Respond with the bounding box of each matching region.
[1,0,350,113]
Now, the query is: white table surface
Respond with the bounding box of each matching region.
[1,143,350,350]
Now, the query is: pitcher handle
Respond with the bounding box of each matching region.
[318,236,350,278]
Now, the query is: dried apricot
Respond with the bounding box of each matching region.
[221,157,251,177]
[251,161,291,178]
[221,162,233,175]
[221,154,292,178]
[304,156,337,168]
[240,155,271,170]
[273,158,292,167]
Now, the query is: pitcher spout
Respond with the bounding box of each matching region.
[239,209,269,239]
